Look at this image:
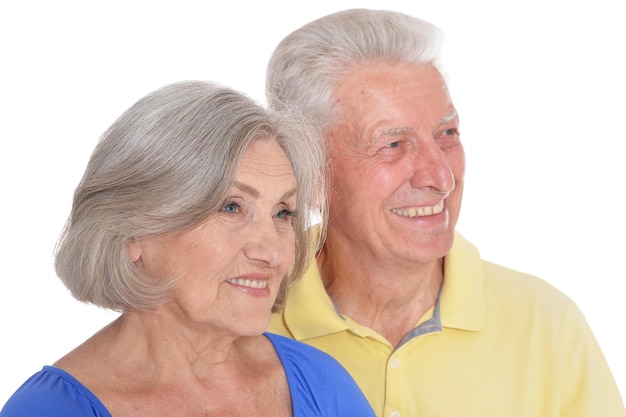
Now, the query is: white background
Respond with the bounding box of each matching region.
[1,0,624,405]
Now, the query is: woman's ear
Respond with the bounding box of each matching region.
[127,238,143,264]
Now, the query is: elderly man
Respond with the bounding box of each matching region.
[266,8,625,417]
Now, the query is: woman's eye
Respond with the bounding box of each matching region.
[275,209,298,220]
[222,202,240,214]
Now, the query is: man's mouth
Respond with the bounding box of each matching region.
[391,200,444,218]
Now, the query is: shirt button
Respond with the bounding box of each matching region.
[390,357,400,368]
[390,411,401,417]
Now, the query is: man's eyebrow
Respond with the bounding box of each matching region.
[373,111,458,140]
[439,110,459,126]
[374,126,413,140]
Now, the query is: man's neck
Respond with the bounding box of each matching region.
[318,246,443,347]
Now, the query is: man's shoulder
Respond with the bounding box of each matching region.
[452,233,574,309]
[483,260,567,297]
[480,260,581,320]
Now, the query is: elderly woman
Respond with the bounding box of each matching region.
[1,81,374,417]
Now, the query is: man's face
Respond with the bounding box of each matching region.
[325,63,465,266]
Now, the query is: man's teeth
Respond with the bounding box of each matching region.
[226,278,268,289]
[392,201,444,218]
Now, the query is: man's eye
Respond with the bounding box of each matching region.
[222,202,240,214]
[386,141,400,148]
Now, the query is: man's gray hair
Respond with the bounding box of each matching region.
[266,8,445,135]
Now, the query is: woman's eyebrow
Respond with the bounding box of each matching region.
[233,182,297,201]
[233,181,259,198]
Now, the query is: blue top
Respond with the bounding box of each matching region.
[1,333,374,417]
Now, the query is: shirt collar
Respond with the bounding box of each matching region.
[441,232,485,331]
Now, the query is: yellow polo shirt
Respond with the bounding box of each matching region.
[269,233,625,417]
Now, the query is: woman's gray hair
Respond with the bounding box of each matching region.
[266,8,445,134]
[55,81,327,312]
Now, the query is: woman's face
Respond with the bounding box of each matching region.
[129,139,298,336]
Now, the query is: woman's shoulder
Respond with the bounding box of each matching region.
[1,366,111,417]
[264,332,376,416]
[265,332,342,367]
